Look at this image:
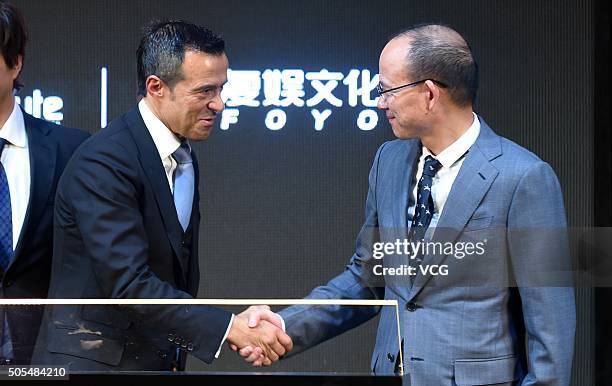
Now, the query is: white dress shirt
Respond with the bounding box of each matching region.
[0,100,31,250]
[138,99,232,358]
[138,100,181,192]
[408,113,481,237]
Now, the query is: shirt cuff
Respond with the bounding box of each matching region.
[277,313,286,332]
[215,314,235,358]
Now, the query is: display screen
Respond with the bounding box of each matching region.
[15,0,594,377]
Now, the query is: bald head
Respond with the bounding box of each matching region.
[396,24,468,47]
[390,24,478,106]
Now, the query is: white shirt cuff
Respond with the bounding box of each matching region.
[277,313,286,332]
[215,314,235,358]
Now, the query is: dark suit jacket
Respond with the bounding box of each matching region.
[0,111,88,364]
[31,106,232,370]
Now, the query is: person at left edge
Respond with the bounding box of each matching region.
[0,1,89,365]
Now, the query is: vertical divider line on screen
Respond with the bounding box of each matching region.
[100,67,108,128]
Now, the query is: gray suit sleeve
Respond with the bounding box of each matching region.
[279,143,388,354]
[507,161,576,386]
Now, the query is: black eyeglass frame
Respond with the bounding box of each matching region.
[376,79,448,97]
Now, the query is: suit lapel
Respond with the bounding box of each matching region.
[186,153,201,296]
[391,140,421,229]
[407,119,502,300]
[123,107,187,280]
[11,113,56,264]
[384,141,420,299]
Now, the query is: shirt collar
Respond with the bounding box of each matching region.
[422,112,480,168]
[0,99,27,148]
[138,99,182,160]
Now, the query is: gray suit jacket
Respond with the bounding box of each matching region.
[279,118,575,386]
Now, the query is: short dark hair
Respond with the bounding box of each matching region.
[393,23,478,106]
[0,1,27,91]
[137,20,225,96]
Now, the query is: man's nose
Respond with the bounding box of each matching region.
[208,93,225,113]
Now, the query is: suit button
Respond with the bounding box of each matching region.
[406,302,419,312]
[387,353,395,362]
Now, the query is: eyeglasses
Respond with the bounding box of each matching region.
[376,79,448,101]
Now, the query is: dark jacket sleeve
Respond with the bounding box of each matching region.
[58,137,231,363]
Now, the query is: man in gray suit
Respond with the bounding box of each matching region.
[237,24,575,385]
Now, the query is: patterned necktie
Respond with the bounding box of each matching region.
[0,138,12,271]
[408,155,442,266]
[172,142,194,232]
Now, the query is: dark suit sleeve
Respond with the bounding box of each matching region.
[279,143,387,353]
[507,162,576,385]
[60,139,232,363]
[60,126,90,149]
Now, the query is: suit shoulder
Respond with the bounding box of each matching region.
[24,115,89,159]
[376,138,418,158]
[26,114,89,140]
[60,119,140,194]
[71,114,136,161]
[499,137,543,164]
[494,136,559,183]
[53,125,90,150]
[95,110,137,141]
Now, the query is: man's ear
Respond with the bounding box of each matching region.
[145,75,165,97]
[11,55,23,80]
[424,79,441,111]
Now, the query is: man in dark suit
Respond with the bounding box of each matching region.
[240,24,575,385]
[31,20,291,370]
[0,1,89,365]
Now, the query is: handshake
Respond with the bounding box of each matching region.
[226,305,292,366]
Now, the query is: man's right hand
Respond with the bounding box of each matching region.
[226,312,292,366]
